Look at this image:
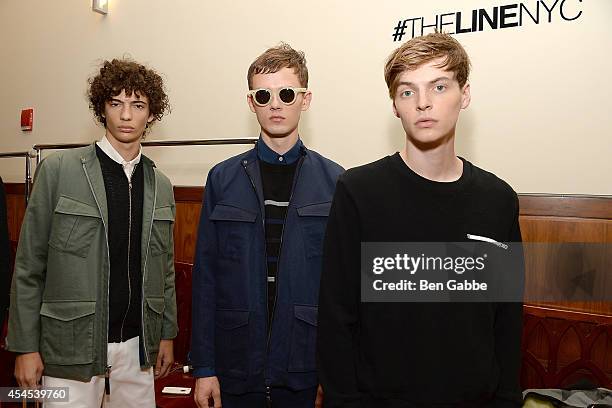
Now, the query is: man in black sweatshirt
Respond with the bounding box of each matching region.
[317,33,523,407]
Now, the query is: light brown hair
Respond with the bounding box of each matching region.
[247,43,308,89]
[384,32,471,98]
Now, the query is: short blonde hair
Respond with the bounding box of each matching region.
[247,43,308,89]
[384,33,471,98]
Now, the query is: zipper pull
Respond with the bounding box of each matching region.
[104,365,112,395]
[266,386,272,407]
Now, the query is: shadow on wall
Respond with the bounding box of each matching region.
[456,109,476,159]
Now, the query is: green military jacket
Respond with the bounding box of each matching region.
[7,144,178,381]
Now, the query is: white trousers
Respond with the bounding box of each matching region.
[43,336,155,408]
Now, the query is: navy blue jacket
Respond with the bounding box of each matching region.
[191,143,344,393]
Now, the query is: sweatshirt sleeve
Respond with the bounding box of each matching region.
[493,192,524,406]
[317,177,362,408]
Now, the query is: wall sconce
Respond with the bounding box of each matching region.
[92,0,108,15]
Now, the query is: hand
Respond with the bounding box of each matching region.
[14,352,44,388]
[195,376,222,408]
[154,339,174,378]
[315,384,323,408]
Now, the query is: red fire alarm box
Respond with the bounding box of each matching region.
[21,108,33,131]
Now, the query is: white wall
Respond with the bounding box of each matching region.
[0,0,610,194]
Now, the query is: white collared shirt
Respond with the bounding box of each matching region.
[96,136,142,182]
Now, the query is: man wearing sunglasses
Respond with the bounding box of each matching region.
[192,43,344,408]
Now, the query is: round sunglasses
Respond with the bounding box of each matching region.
[247,87,308,107]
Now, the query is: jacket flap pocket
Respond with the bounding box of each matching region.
[153,206,175,222]
[146,297,166,314]
[215,310,250,330]
[296,202,331,217]
[40,301,96,321]
[294,305,318,326]
[54,196,100,218]
[210,204,257,223]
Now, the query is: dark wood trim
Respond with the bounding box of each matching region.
[173,186,203,203]
[3,182,26,195]
[518,194,612,219]
[6,182,611,218]
[524,304,612,324]
[6,182,205,203]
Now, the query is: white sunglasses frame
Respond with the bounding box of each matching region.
[247,87,308,107]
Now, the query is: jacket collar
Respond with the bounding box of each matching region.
[96,136,142,166]
[80,143,155,169]
[241,141,308,215]
[241,140,307,168]
[79,143,156,238]
[256,136,304,165]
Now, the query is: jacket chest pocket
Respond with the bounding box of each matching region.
[296,202,331,259]
[150,206,175,256]
[39,301,96,365]
[210,204,257,260]
[49,196,101,258]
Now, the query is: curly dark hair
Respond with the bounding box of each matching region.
[88,58,170,127]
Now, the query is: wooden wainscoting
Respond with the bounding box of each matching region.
[172,186,203,264]
[3,183,26,246]
[519,194,612,315]
[518,194,611,388]
[1,184,611,390]
[3,183,204,264]
[522,304,611,388]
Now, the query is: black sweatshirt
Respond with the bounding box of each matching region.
[317,153,523,408]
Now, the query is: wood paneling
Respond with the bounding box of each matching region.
[519,195,612,219]
[520,211,612,316]
[517,196,612,388]
[9,185,611,310]
[173,202,201,264]
[3,183,203,263]
[173,186,203,203]
[171,186,203,263]
[2,184,611,390]
[4,190,25,243]
[173,262,193,363]
[520,216,610,243]
[4,183,25,196]
[522,305,612,388]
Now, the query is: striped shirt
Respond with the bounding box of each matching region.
[256,137,303,329]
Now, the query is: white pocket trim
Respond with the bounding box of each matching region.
[466,234,508,250]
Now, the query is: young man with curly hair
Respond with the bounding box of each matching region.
[317,33,523,407]
[7,58,177,407]
[191,43,344,408]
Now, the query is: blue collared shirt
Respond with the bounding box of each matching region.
[256,136,303,165]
